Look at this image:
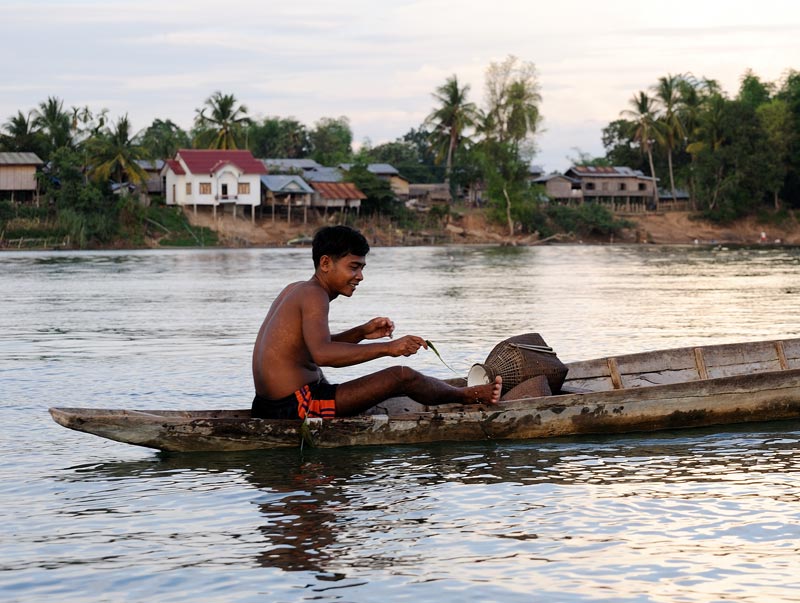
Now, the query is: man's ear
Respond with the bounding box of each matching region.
[319,255,332,272]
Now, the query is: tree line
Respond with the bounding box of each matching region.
[4,59,794,247]
[1,55,555,243]
[602,69,799,221]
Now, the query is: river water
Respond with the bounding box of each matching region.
[2,244,800,602]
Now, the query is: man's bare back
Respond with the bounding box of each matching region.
[252,280,326,400]
[251,226,501,419]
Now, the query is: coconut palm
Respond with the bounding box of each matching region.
[652,74,686,204]
[32,96,72,155]
[425,75,479,183]
[504,78,542,149]
[2,110,41,153]
[194,91,251,149]
[86,115,148,187]
[621,91,660,209]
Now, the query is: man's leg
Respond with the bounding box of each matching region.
[334,366,502,417]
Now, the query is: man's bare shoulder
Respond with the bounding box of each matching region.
[272,279,327,311]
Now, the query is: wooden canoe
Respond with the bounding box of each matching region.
[49,338,800,452]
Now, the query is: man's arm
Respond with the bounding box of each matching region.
[331,317,395,343]
[302,290,423,367]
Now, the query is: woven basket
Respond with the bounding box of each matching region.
[467,333,568,395]
[501,374,552,401]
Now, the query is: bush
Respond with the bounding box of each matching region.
[546,203,632,237]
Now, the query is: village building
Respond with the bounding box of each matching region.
[406,183,452,211]
[262,158,323,177]
[310,181,366,215]
[134,160,166,196]
[162,149,265,222]
[562,166,657,212]
[0,152,43,203]
[533,173,582,203]
[339,163,410,198]
[260,174,315,223]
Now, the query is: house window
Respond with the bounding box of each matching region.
[585,182,595,191]
[200,182,211,195]
[221,184,229,198]
[238,182,250,195]
[186,183,192,195]
[638,183,647,191]
[619,183,627,191]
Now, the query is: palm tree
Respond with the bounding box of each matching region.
[32,96,72,155]
[504,78,542,150]
[194,91,251,149]
[86,115,148,187]
[678,76,720,210]
[425,75,479,183]
[652,74,686,204]
[2,110,41,153]
[621,91,660,210]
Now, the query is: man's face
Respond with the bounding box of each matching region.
[329,254,366,297]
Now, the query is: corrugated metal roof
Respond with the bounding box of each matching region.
[0,152,43,166]
[134,159,165,170]
[534,173,580,184]
[339,163,400,176]
[304,167,343,182]
[262,158,322,172]
[175,149,265,174]
[260,175,315,194]
[567,165,651,179]
[311,181,366,200]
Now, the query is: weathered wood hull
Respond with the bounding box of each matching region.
[50,365,800,452]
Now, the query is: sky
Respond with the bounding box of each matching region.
[2,0,799,172]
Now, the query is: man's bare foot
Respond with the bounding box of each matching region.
[466,376,502,405]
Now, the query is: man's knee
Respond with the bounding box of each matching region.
[387,365,423,387]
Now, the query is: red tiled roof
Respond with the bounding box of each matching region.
[175,149,266,175]
[165,159,185,175]
[311,181,366,200]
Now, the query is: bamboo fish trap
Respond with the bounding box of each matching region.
[467,333,568,395]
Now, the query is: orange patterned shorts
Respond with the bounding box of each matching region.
[252,381,338,419]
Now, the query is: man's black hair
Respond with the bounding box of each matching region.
[312,225,370,268]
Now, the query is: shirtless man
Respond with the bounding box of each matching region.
[251,225,502,419]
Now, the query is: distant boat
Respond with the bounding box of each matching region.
[50,338,800,452]
[286,235,313,246]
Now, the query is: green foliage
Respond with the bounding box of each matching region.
[343,163,396,216]
[546,203,632,237]
[308,116,353,165]
[478,139,532,235]
[193,91,251,149]
[56,208,88,247]
[692,99,774,221]
[425,75,479,179]
[248,117,309,158]
[0,200,14,224]
[145,205,218,247]
[361,139,440,183]
[136,118,190,159]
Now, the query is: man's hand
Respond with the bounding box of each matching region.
[387,335,428,357]
[362,317,395,340]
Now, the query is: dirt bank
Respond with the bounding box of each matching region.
[184,207,800,248]
[626,212,800,246]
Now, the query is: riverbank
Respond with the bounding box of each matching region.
[184,208,800,248]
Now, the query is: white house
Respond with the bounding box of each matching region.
[162,149,266,222]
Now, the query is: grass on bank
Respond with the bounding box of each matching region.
[0,196,217,249]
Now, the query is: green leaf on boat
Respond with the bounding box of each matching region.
[425,339,459,374]
[299,417,314,450]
